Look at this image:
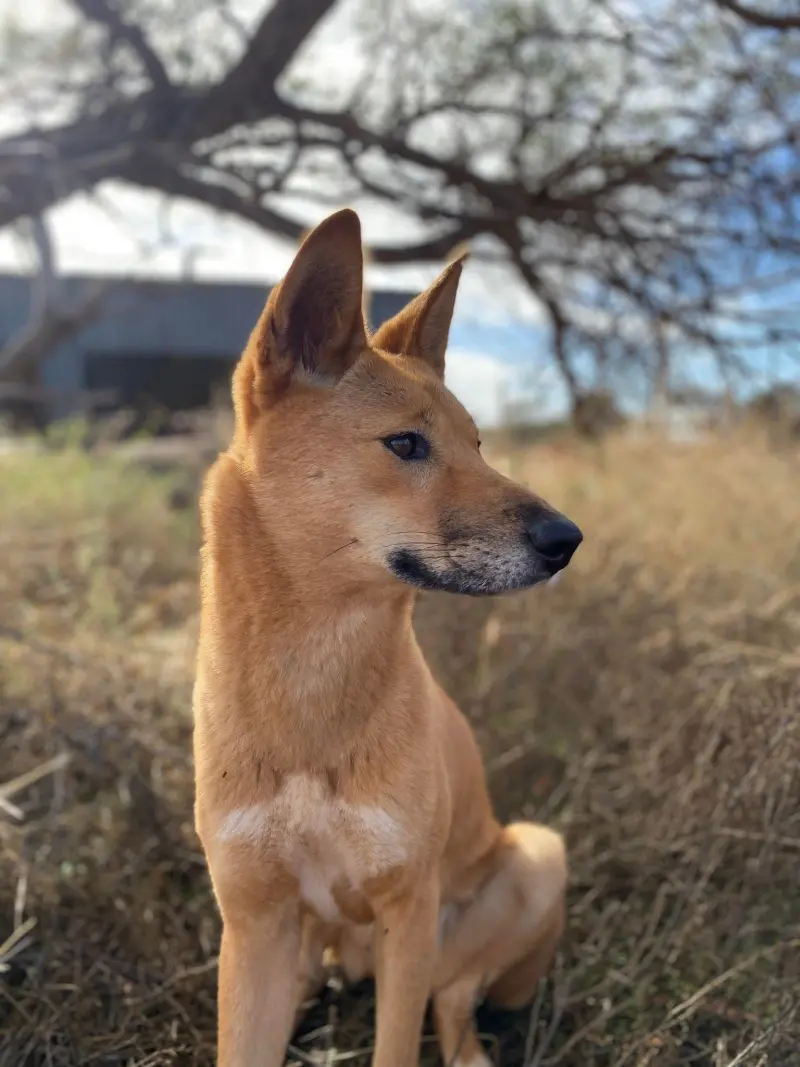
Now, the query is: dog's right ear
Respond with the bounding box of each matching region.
[233,209,367,427]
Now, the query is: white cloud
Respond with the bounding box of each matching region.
[444,347,516,427]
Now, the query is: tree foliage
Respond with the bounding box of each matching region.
[0,0,798,407]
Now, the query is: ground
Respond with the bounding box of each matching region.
[1,424,798,1067]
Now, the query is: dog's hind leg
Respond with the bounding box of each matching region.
[432,824,567,1067]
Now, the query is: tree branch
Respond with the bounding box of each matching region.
[69,0,172,91]
[125,151,482,263]
[715,0,800,30]
[0,217,111,382]
[193,0,339,138]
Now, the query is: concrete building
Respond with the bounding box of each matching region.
[0,274,414,422]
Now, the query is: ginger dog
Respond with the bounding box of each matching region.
[193,209,583,1067]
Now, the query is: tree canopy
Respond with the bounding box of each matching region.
[1,0,798,408]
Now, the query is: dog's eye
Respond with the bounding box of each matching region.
[384,433,430,461]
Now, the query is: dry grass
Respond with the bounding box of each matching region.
[1,427,799,1067]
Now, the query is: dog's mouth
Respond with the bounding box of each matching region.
[386,538,574,598]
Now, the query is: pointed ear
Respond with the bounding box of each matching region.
[234,209,368,421]
[371,250,468,377]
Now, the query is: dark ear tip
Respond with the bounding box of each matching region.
[315,207,362,242]
[331,206,360,224]
[296,208,363,261]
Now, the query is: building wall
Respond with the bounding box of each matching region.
[0,275,414,420]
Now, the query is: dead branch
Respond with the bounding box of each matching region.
[0,215,112,382]
[716,0,800,29]
[69,0,172,91]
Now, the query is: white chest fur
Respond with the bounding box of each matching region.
[217,775,407,922]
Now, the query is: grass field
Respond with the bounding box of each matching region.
[1,426,798,1066]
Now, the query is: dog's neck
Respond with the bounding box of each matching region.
[198,455,421,769]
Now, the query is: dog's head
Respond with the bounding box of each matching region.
[230,209,582,597]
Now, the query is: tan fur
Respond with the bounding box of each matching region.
[194,209,578,1067]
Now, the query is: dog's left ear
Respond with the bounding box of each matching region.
[371,251,468,378]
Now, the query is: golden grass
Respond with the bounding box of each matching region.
[1,427,798,1066]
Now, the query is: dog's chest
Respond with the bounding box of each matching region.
[218,775,406,922]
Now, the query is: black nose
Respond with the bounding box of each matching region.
[527,516,583,574]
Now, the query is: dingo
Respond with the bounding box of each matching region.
[193,209,582,1067]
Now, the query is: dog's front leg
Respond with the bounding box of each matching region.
[217,905,300,1067]
[373,885,439,1067]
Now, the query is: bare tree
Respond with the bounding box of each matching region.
[0,0,797,416]
[0,216,110,385]
[715,0,800,31]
